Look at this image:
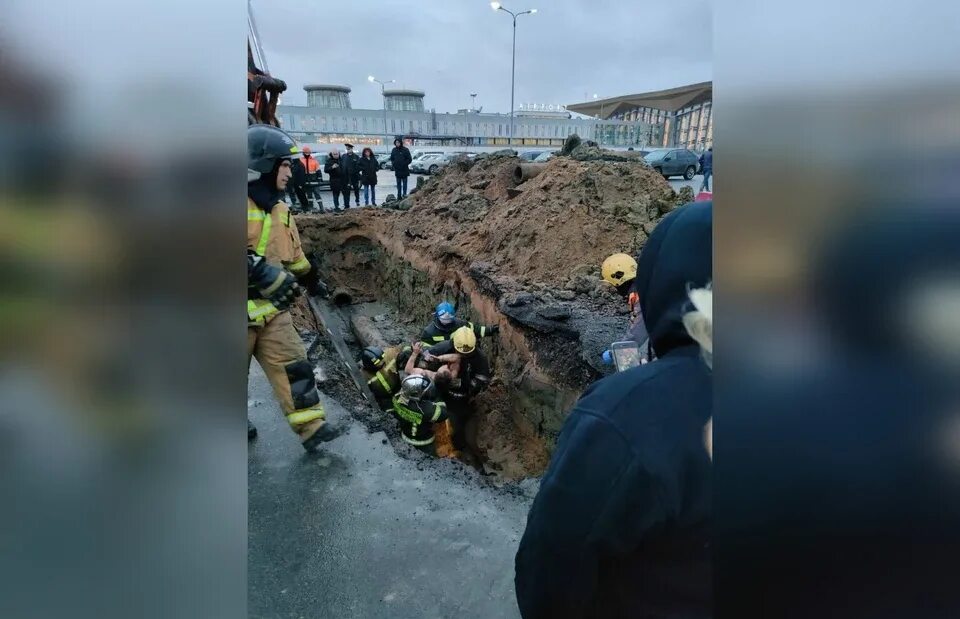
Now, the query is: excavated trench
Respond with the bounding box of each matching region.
[292,224,629,480]
[287,147,682,479]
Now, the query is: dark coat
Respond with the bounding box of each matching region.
[358,156,380,186]
[342,151,362,185]
[288,158,306,187]
[515,201,713,619]
[324,156,346,190]
[390,144,413,178]
[698,150,712,173]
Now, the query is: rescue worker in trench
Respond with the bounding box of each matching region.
[390,374,450,456]
[600,252,653,365]
[423,326,492,457]
[420,301,499,346]
[247,124,339,450]
[358,344,413,411]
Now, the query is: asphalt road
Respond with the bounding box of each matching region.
[248,362,532,619]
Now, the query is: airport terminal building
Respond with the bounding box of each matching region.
[567,82,713,151]
[278,84,650,149]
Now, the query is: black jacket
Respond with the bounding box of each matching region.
[391,393,449,444]
[420,317,495,345]
[515,201,713,619]
[358,156,379,186]
[324,156,345,189]
[342,151,361,185]
[390,145,413,177]
[288,158,306,187]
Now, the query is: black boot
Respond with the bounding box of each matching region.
[248,419,258,440]
[301,421,346,452]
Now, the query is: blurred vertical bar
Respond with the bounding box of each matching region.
[715,0,960,617]
[0,1,247,618]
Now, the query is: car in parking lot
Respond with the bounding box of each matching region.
[411,153,445,174]
[533,151,556,163]
[643,148,700,180]
[519,150,544,161]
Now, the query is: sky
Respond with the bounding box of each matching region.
[252,0,712,114]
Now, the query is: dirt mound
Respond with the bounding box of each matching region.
[399,150,682,288]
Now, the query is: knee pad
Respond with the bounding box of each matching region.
[284,360,321,410]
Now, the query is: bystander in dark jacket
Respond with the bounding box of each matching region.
[515,201,714,619]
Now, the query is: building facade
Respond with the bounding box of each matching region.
[304,84,351,110]
[277,96,650,149]
[567,82,712,151]
[383,89,425,112]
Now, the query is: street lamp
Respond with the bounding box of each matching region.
[491,2,537,147]
[593,93,607,145]
[368,75,395,144]
[470,92,478,113]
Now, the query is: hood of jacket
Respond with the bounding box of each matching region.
[633,200,712,357]
[247,174,283,213]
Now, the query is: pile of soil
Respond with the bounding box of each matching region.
[398,150,684,289]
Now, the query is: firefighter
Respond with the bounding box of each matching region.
[247,124,339,450]
[601,252,652,364]
[424,326,492,456]
[390,374,450,456]
[420,301,499,346]
[358,344,412,411]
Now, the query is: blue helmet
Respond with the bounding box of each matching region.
[435,302,455,316]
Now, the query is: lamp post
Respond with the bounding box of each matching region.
[593,93,606,145]
[470,92,478,113]
[368,75,395,145]
[491,2,537,147]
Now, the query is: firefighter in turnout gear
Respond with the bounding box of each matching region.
[424,326,492,457]
[420,301,499,346]
[359,344,413,411]
[391,374,449,456]
[247,124,338,450]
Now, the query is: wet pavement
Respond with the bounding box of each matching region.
[248,363,532,619]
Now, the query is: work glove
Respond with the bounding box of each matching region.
[301,256,330,297]
[249,252,300,310]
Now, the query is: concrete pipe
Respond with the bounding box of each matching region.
[330,288,354,306]
[350,315,390,350]
[513,163,547,184]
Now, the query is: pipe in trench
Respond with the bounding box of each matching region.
[513,163,547,184]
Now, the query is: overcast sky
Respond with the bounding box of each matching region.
[253,0,712,114]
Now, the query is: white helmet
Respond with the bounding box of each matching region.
[401,375,431,399]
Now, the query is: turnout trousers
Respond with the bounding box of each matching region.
[247,310,327,444]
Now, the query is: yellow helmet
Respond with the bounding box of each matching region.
[601,253,637,287]
[452,326,477,354]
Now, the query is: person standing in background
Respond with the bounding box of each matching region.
[285,155,309,212]
[390,137,412,199]
[324,149,348,212]
[342,143,362,207]
[698,146,713,193]
[299,146,323,211]
[359,147,380,206]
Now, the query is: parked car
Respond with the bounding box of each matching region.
[412,154,446,174]
[376,152,392,170]
[519,151,544,161]
[643,148,700,180]
[533,151,556,163]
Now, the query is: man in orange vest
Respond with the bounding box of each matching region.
[299,146,323,211]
